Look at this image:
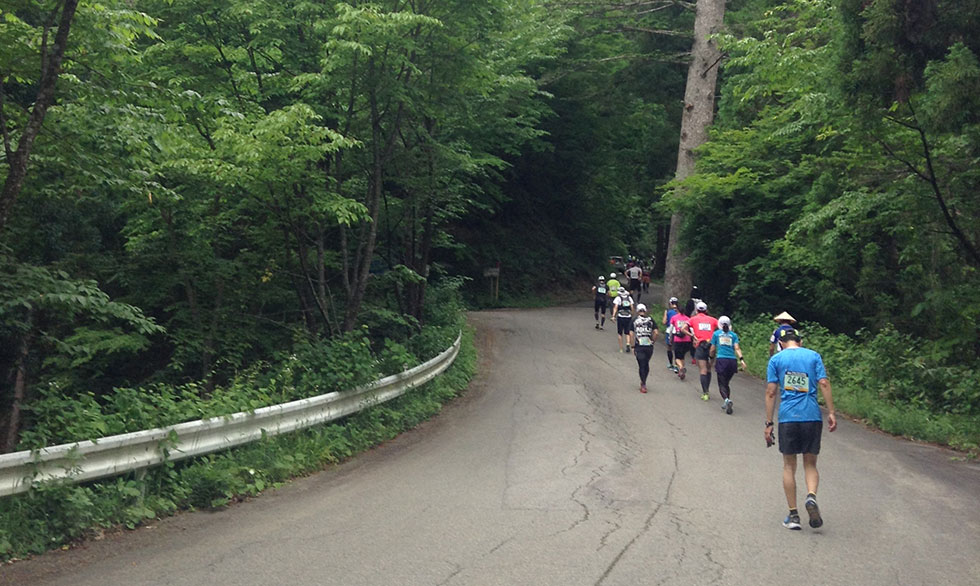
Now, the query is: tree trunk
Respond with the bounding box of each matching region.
[2,316,33,453]
[663,0,726,305]
[0,0,80,234]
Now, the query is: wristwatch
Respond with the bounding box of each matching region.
[765,421,774,427]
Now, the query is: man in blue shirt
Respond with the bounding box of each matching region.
[765,328,837,531]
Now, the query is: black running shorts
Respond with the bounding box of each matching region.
[617,315,631,335]
[594,298,607,313]
[778,421,823,455]
[694,340,712,360]
[673,340,692,360]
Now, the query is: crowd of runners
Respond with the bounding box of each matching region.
[588,267,837,532]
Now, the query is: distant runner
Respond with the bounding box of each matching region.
[663,297,680,373]
[607,273,622,300]
[689,301,719,401]
[669,306,694,380]
[709,315,746,414]
[591,275,608,330]
[612,288,635,353]
[630,304,659,393]
[626,263,643,301]
[769,311,797,356]
[765,328,837,531]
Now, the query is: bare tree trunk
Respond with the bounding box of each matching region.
[2,315,33,453]
[663,0,726,305]
[0,0,80,233]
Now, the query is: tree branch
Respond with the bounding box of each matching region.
[0,0,80,233]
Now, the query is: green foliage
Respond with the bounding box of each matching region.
[736,314,980,453]
[0,323,475,560]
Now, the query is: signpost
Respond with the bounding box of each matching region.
[483,265,500,301]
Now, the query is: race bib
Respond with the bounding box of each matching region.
[597,287,606,294]
[698,323,712,331]
[783,371,810,392]
[718,335,733,347]
[638,336,652,346]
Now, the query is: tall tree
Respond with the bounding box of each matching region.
[663,0,726,303]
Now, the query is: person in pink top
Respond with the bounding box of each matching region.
[689,301,719,401]
[669,309,695,380]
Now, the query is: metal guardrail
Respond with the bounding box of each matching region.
[0,333,461,498]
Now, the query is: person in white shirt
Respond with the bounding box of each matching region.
[612,288,635,353]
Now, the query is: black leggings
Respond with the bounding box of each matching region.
[634,345,653,384]
[715,358,737,400]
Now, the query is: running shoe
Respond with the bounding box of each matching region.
[678,368,686,381]
[595,323,600,330]
[782,513,802,530]
[701,393,709,401]
[671,365,679,373]
[720,400,727,411]
[805,496,823,528]
[725,399,733,415]
[599,326,604,330]
[625,346,631,354]
[640,384,647,394]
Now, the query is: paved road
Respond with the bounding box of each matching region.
[4,302,980,585]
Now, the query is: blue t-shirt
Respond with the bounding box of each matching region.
[665,308,678,328]
[766,347,828,422]
[710,329,739,359]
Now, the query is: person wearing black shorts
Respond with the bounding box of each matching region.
[591,275,608,330]
[625,263,643,302]
[668,308,694,380]
[764,329,837,531]
[612,288,635,353]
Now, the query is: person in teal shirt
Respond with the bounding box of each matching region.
[709,315,746,414]
[764,328,837,531]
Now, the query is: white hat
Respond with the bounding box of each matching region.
[773,311,796,323]
[718,315,732,328]
[619,288,629,297]
[669,296,678,304]
[636,303,647,312]
[609,272,617,279]
[598,275,605,281]
[696,301,707,312]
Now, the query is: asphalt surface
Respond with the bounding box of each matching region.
[3,299,980,585]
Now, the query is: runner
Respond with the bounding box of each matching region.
[607,273,622,301]
[684,285,702,317]
[765,328,837,530]
[641,267,651,293]
[689,301,719,401]
[769,311,797,356]
[668,305,694,380]
[662,297,680,372]
[626,263,643,302]
[630,304,659,393]
[591,275,608,330]
[709,315,746,414]
[612,287,635,353]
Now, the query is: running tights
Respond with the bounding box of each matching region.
[634,346,653,385]
[715,358,737,400]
